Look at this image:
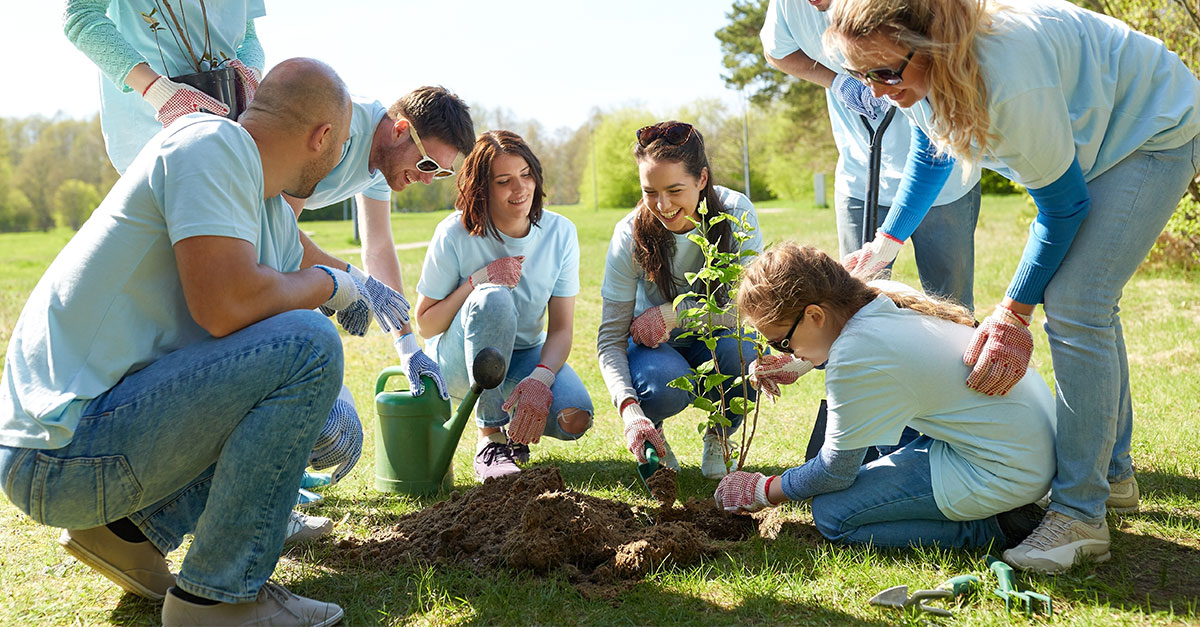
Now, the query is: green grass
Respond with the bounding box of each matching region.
[1,196,1199,625]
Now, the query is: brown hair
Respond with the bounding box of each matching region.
[387,86,476,157]
[456,130,546,241]
[738,242,975,332]
[631,121,734,303]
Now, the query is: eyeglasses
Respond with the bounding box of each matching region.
[636,122,696,147]
[766,307,810,354]
[404,119,456,179]
[844,50,915,86]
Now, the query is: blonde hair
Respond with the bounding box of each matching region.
[737,242,975,331]
[824,0,1006,172]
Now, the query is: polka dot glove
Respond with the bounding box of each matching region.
[621,403,668,463]
[841,231,904,280]
[715,471,776,513]
[964,305,1033,396]
[630,303,678,348]
[748,354,815,402]
[348,265,410,333]
[310,385,362,484]
[227,60,260,104]
[469,256,524,289]
[314,264,371,336]
[831,73,892,122]
[142,76,229,126]
[394,333,449,400]
[503,365,555,445]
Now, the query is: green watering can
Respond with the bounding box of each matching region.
[374,347,506,496]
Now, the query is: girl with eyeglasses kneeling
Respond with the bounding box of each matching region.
[716,242,1056,551]
[598,121,779,481]
[414,131,593,481]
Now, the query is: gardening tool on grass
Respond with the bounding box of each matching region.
[636,442,663,494]
[988,556,1053,617]
[869,574,980,617]
[374,347,506,496]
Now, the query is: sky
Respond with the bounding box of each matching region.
[2,1,750,132]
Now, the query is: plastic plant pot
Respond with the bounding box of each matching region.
[171,67,240,120]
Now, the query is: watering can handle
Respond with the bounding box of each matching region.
[376,365,411,396]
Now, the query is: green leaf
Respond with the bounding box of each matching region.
[697,422,709,435]
[703,373,732,392]
[730,397,753,415]
[704,337,718,351]
[692,397,718,413]
[708,214,727,226]
[668,376,693,392]
[696,359,716,373]
[713,414,733,428]
[687,234,707,248]
[683,272,698,285]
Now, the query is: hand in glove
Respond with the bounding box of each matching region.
[349,265,410,332]
[469,256,524,288]
[310,385,362,484]
[503,365,555,445]
[630,303,678,348]
[831,74,893,122]
[714,471,779,513]
[227,59,261,105]
[315,264,372,336]
[621,403,668,463]
[748,353,815,402]
[394,333,449,399]
[964,305,1033,396]
[141,76,229,126]
[841,231,904,279]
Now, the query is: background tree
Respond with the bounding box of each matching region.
[53,179,102,230]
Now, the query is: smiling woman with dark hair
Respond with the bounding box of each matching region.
[414,131,593,481]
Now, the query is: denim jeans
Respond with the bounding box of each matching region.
[0,310,342,603]
[431,285,593,440]
[837,182,981,311]
[1042,135,1200,524]
[811,436,1008,548]
[626,330,758,434]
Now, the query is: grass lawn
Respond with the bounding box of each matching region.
[1,195,1198,625]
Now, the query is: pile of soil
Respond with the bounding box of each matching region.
[337,467,765,597]
[645,467,677,507]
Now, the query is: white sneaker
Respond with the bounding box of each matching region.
[1106,475,1139,513]
[284,510,332,546]
[1002,510,1110,574]
[701,430,729,480]
[162,582,343,626]
[654,427,680,471]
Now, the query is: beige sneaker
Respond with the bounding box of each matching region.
[283,511,333,546]
[59,526,175,600]
[1002,510,1110,574]
[701,430,729,480]
[162,582,343,626]
[1106,475,1139,513]
[654,427,680,471]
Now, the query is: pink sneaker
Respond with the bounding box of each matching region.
[474,441,521,481]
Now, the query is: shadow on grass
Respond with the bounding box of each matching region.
[1139,469,1200,501]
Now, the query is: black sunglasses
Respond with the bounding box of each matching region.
[844,50,915,86]
[766,307,810,354]
[636,122,696,147]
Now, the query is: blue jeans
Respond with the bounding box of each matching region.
[627,330,758,433]
[0,310,343,603]
[837,182,981,311]
[431,285,593,439]
[1043,135,1200,524]
[811,436,1007,548]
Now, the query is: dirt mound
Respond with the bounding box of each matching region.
[338,466,764,596]
[645,467,677,506]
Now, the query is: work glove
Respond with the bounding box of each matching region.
[141,76,230,126]
[346,265,410,332]
[630,303,677,348]
[227,59,261,105]
[841,231,904,279]
[394,333,449,400]
[310,385,362,484]
[315,264,372,336]
[748,353,815,402]
[621,403,668,463]
[714,471,777,513]
[469,256,524,288]
[503,365,556,445]
[831,74,893,122]
[964,305,1033,396]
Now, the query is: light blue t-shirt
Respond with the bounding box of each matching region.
[760,0,977,205]
[900,0,1200,188]
[601,186,763,317]
[302,98,392,209]
[98,0,266,173]
[823,295,1056,521]
[0,115,303,449]
[418,210,581,350]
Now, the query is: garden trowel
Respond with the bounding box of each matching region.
[636,442,662,495]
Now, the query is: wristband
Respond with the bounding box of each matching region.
[764,475,779,505]
[141,75,162,97]
[998,305,1032,327]
[619,397,639,414]
[314,265,338,300]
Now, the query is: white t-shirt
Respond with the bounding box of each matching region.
[1,115,303,449]
[824,295,1056,521]
[417,210,580,349]
[303,97,392,209]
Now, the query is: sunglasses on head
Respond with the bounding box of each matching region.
[404,119,456,179]
[636,122,696,148]
[766,306,810,354]
[844,50,915,86]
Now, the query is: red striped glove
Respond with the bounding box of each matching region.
[964,305,1033,396]
[503,365,555,444]
[842,231,904,279]
[630,303,677,347]
[715,471,778,513]
[621,403,667,463]
[142,76,229,126]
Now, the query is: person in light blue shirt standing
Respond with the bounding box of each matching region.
[0,59,360,625]
[760,0,981,310]
[717,243,1055,552]
[829,0,1200,573]
[415,131,593,482]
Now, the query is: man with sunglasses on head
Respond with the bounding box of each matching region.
[760,0,981,311]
